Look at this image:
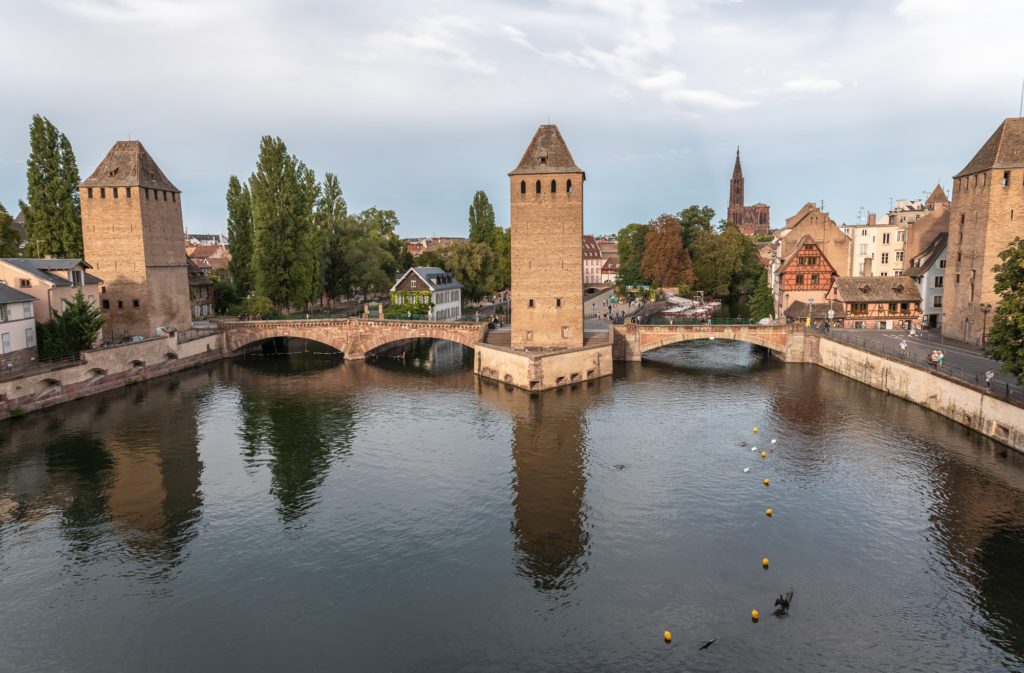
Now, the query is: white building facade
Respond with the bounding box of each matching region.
[0,284,39,371]
[908,233,947,329]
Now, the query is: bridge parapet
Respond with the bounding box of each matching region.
[612,323,809,361]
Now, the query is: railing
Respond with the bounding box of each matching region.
[822,329,1024,403]
[177,327,221,343]
[0,352,82,380]
[642,316,767,326]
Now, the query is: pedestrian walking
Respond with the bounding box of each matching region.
[938,350,945,368]
[899,339,908,358]
[929,350,939,369]
[985,368,995,388]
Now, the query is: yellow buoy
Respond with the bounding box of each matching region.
[753,427,758,433]
[751,609,760,621]
[761,451,766,458]
[664,630,672,643]
[762,557,770,568]
[763,478,770,486]
[766,508,773,516]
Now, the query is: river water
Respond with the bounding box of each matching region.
[2,340,1024,672]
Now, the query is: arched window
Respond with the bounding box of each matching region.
[567,179,573,193]
[551,180,556,193]
[520,180,525,194]
[535,180,541,194]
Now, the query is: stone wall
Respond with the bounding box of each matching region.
[816,337,1024,452]
[0,332,223,419]
[476,342,611,391]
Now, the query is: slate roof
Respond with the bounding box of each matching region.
[582,234,602,259]
[955,118,1024,178]
[509,125,583,176]
[80,140,180,192]
[0,283,37,305]
[784,300,845,320]
[601,256,619,272]
[391,267,463,293]
[0,258,102,287]
[908,232,947,279]
[832,277,922,303]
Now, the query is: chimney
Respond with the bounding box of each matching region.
[867,213,876,226]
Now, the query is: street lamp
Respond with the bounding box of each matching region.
[980,302,992,348]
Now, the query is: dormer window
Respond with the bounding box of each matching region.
[540,157,546,164]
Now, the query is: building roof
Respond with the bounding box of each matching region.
[600,256,619,272]
[80,140,180,192]
[187,244,229,259]
[833,277,922,303]
[509,124,583,176]
[0,283,37,305]
[775,235,838,276]
[12,210,25,239]
[582,234,602,259]
[186,259,213,286]
[391,266,463,293]
[955,117,1024,178]
[0,258,102,287]
[784,300,845,320]
[925,184,949,207]
[732,147,743,180]
[908,232,948,279]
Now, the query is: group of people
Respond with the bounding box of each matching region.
[928,349,946,369]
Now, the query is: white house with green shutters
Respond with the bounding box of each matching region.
[389,267,463,320]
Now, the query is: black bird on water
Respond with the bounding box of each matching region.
[698,638,717,650]
[773,590,794,616]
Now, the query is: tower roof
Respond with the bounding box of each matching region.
[80,140,179,192]
[925,183,949,207]
[509,124,583,176]
[954,118,1024,178]
[733,147,743,179]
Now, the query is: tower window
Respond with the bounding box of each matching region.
[133,299,140,308]
[551,180,556,193]
[101,299,109,309]
[87,188,93,199]
[100,188,105,198]
[520,180,525,194]
[172,192,176,202]
[535,180,540,194]
[556,298,561,307]
[567,179,572,193]
[117,300,123,309]
[126,187,131,198]
[145,188,150,200]
[1004,171,1010,186]
[960,214,965,224]
[113,188,118,198]
[163,191,168,201]
[528,299,535,308]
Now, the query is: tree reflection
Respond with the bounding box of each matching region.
[43,432,114,543]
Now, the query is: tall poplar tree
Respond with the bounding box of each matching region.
[314,172,348,304]
[19,115,82,258]
[249,136,319,311]
[468,190,496,243]
[226,176,254,295]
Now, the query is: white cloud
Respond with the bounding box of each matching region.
[782,76,843,94]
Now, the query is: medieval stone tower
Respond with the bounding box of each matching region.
[944,117,1024,344]
[509,125,585,349]
[80,141,192,339]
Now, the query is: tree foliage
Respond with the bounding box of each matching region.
[226,176,254,295]
[689,225,745,297]
[678,205,715,249]
[249,136,320,311]
[986,237,1024,383]
[0,203,22,257]
[468,190,496,244]
[746,267,774,321]
[640,214,695,289]
[616,222,650,288]
[313,172,349,305]
[36,289,105,358]
[418,241,498,302]
[19,115,82,258]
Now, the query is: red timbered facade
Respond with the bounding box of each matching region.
[826,277,922,329]
[774,235,838,318]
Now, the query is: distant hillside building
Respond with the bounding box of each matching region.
[727,148,770,236]
[80,141,192,340]
[944,117,1024,344]
[509,125,584,349]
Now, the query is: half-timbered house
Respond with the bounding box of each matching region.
[826,277,922,329]
[773,235,838,319]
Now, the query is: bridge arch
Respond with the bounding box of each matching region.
[614,324,795,361]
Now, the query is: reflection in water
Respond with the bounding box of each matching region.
[234,355,355,523]
[480,379,599,595]
[44,433,114,547]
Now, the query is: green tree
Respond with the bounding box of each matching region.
[468,190,496,244]
[416,241,498,301]
[616,222,650,288]
[678,205,715,249]
[19,115,82,258]
[226,176,254,295]
[490,227,511,290]
[249,136,320,311]
[689,227,744,297]
[36,289,105,358]
[746,267,774,321]
[0,203,22,256]
[986,237,1024,383]
[313,172,349,306]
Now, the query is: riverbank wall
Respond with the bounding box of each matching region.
[813,335,1024,453]
[0,332,224,420]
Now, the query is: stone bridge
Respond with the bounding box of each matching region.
[220,318,488,360]
[612,323,814,362]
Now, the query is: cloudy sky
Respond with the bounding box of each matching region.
[1,0,1022,239]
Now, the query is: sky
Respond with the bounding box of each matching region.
[1,0,1023,239]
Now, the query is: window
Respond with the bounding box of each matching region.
[882,233,890,244]
[145,188,150,200]
[102,299,110,309]
[960,214,965,225]
[957,252,961,262]
[126,187,131,198]
[859,244,867,255]
[1003,171,1009,187]
[1,333,9,354]
[23,302,32,318]
[100,187,105,198]
[567,179,572,193]
[556,298,561,307]
[117,300,123,309]
[19,278,30,288]
[113,187,118,198]
[410,279,416,288]
[881,253,889,264]
[934,276,944,288]
[795,274,804,285]
[888,303,897,312]
[172,192,176,202]
[163,191,168,201]
[25,327,34,348]
[87,187,93,198]
[895,251,903,262]
[894,271,902,276]
[897,230,906,242]
[880,272,888,276]
[528,299,535,308]
[811,274,819,285]
[520,180,525,194]
[535,180,541,194]
[934,295,943,308]
[132,299,139,308]
[861,230,867,237]
[939,259,946,269]
[551,180,556,193]
[955,273,960,283]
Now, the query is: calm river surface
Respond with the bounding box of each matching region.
[2,340,1024,672]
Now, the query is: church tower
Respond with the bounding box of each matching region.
[509,125,585,349]
[728,147,745,226]
[80,141,192,340]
